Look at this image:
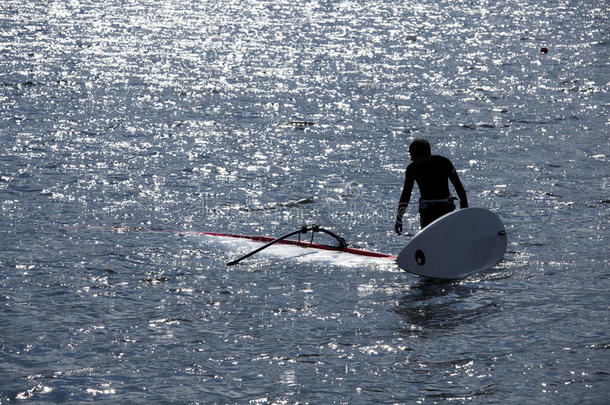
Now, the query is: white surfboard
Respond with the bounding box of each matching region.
[397,208,507,280]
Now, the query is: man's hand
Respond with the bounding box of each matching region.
[394,220,403,235]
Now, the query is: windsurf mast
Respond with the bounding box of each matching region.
[226,224,347,266]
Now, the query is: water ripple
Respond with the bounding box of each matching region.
[1,0,608,402]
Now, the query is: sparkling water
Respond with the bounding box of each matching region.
[1,0,608,403]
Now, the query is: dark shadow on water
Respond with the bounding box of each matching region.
[406,277,472,300]
[394,277,500,334]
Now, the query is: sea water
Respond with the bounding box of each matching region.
[1,0,608,403]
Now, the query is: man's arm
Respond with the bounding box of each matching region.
[449,170,468,208]
[395,171,414,235]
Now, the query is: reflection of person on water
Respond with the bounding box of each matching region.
[395,138,468,234]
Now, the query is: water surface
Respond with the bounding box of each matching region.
[1,0,608,403]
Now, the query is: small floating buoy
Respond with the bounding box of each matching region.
[540,47,548,54]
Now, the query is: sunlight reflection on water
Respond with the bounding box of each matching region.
[1,0,608,402]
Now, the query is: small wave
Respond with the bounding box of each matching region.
[286,121,315,130]
[149,318,193,325]
[458,122,498,130]
[1,80,38,88]
[141,277,172,283]
[238,197,315,212]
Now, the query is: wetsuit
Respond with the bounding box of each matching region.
[396,155,468,229]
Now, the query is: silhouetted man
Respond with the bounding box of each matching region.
[395,138,468,234]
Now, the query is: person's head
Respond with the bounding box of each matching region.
[409,138,431,162]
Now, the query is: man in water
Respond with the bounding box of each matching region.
[394,138,468,234]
